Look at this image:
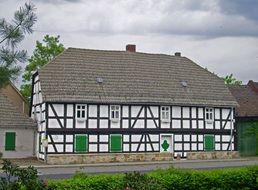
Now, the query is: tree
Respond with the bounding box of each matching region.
[20,35,65,102]
[0,2,36,88]
[223,74,242,85]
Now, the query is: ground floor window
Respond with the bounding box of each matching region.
[75,135,88,152]
[204,134,215,151]
[110,134,122,152]
[5,132,16,151]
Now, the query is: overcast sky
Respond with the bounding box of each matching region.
[1,0,258,86]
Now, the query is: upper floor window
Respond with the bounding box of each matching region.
[76,104,87,120]
[205,107,214,123]
[161,106,170,122]
[110,105,120,122]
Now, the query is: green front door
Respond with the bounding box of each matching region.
[5,132,16,151]
[75,135,88,152]
[110,135,122,152]
[204,135,215,151]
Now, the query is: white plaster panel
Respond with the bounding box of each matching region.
[89,105,97,117]
[224,122,231,130]
[150,106,158,117]
[182,120,190,128]
[192,135,197,141]
[175,143,182,151]
[122,106,129,117]
[222,109,230,119]
[215,121,220,129]
[147,120,156,129]
[172,106,181,118]
[222,143,228,150]
[138,144,145,151]
[123,144,129,151]
[99,144,108,152]
[66,119,73,128]
[172,120,181,128]
[134,120,144,128]
[191,107,196,118]
[183,152,187,157]
[76,120,86,128]
[214,109,220,119]
[55,144,63,152]
[191,143,197,150]
[198,135,203,141]
[198,121,204,129]
[153,143,159,151]
[48,144,54,153]
[53,104,64,116]
[131,144,138,151]
[52,135,63,143]
[89,135,98,142]
[205,123,213,129]
[66,135,73,142]
[222,135,230,142]
[132,135,142,142]
[123,135,129,142]
[48,105,54,117]
[99,120,108,128]
[149,135,159,142]
[183,107,190,118]
[122,120,129,128]
[215,144,220,151]
[131,106,142,117]
[146,144,152,151]
[110,121,120,128]
[184,143,190,151]
[184,135,190,141]
[99,135,108,142]
[174,152,182,157]
[89,144,97,152]
[48,119,62,128]
[100,105,108,117]
[198,108,204,118]
[198,143,203,150]
[161,122,170,129]
[174,135,182,141]
[192,120,197,129]
[88,119,97,128]
[67,104,73,117]
[65,144,73,152]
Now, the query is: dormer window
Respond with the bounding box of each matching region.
[76,104,87,120]
[110,105,120,122]
[161,106,170,122]
[205,107,214,123]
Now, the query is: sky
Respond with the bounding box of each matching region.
[0,0,258,87]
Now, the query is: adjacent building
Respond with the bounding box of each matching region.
[31,45,238,163]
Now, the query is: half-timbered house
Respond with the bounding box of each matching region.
[31,45,238,163]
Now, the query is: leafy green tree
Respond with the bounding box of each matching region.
[0,2,36,88]
[20,35,65,102]
[223,74,242,85]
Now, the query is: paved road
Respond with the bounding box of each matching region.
[1,159,258,179]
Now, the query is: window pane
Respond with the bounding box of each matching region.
[77,110,81,118]
[82,106,85,109]
[77,105,81,109]
[111,111,115,118]
[82,110,85,118]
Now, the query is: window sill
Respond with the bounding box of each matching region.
[76,118,86,122]
[206,120,214,124]
[111,119,120,123]
[161,120,170,123]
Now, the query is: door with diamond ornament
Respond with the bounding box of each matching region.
[160,134,173,153]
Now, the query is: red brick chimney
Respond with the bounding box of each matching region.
[126,44,136,52]
[248,80,258,94]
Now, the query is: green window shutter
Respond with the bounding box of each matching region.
[204,135,215,151]
[75,135,88,152]
[5,132,16,151]
[110,135,122,152]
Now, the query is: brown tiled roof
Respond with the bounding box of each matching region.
[0,91,36,128]
[38,47,237,107]
[228,83,258,117]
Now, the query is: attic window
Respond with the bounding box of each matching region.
[110,105,120,122]
[76,104,87,120]
[205,107,214,123]
[181,81,188,87]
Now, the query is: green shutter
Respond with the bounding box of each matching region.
[5,132,16,151]
[75,135,88,152]
[204,135,215,151]
[110,135,122,152]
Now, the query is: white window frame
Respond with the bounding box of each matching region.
[76,104,87,121]
[161,106,170,123]
[110,105,120,122]
[205,107,214,123]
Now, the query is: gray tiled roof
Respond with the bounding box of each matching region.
[0,91,36,128]
[38,48,237,107]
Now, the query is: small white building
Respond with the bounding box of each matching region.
[31,45,238,164]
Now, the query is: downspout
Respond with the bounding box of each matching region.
[230,107,233,151]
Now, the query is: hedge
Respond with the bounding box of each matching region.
[47,166,258,190]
